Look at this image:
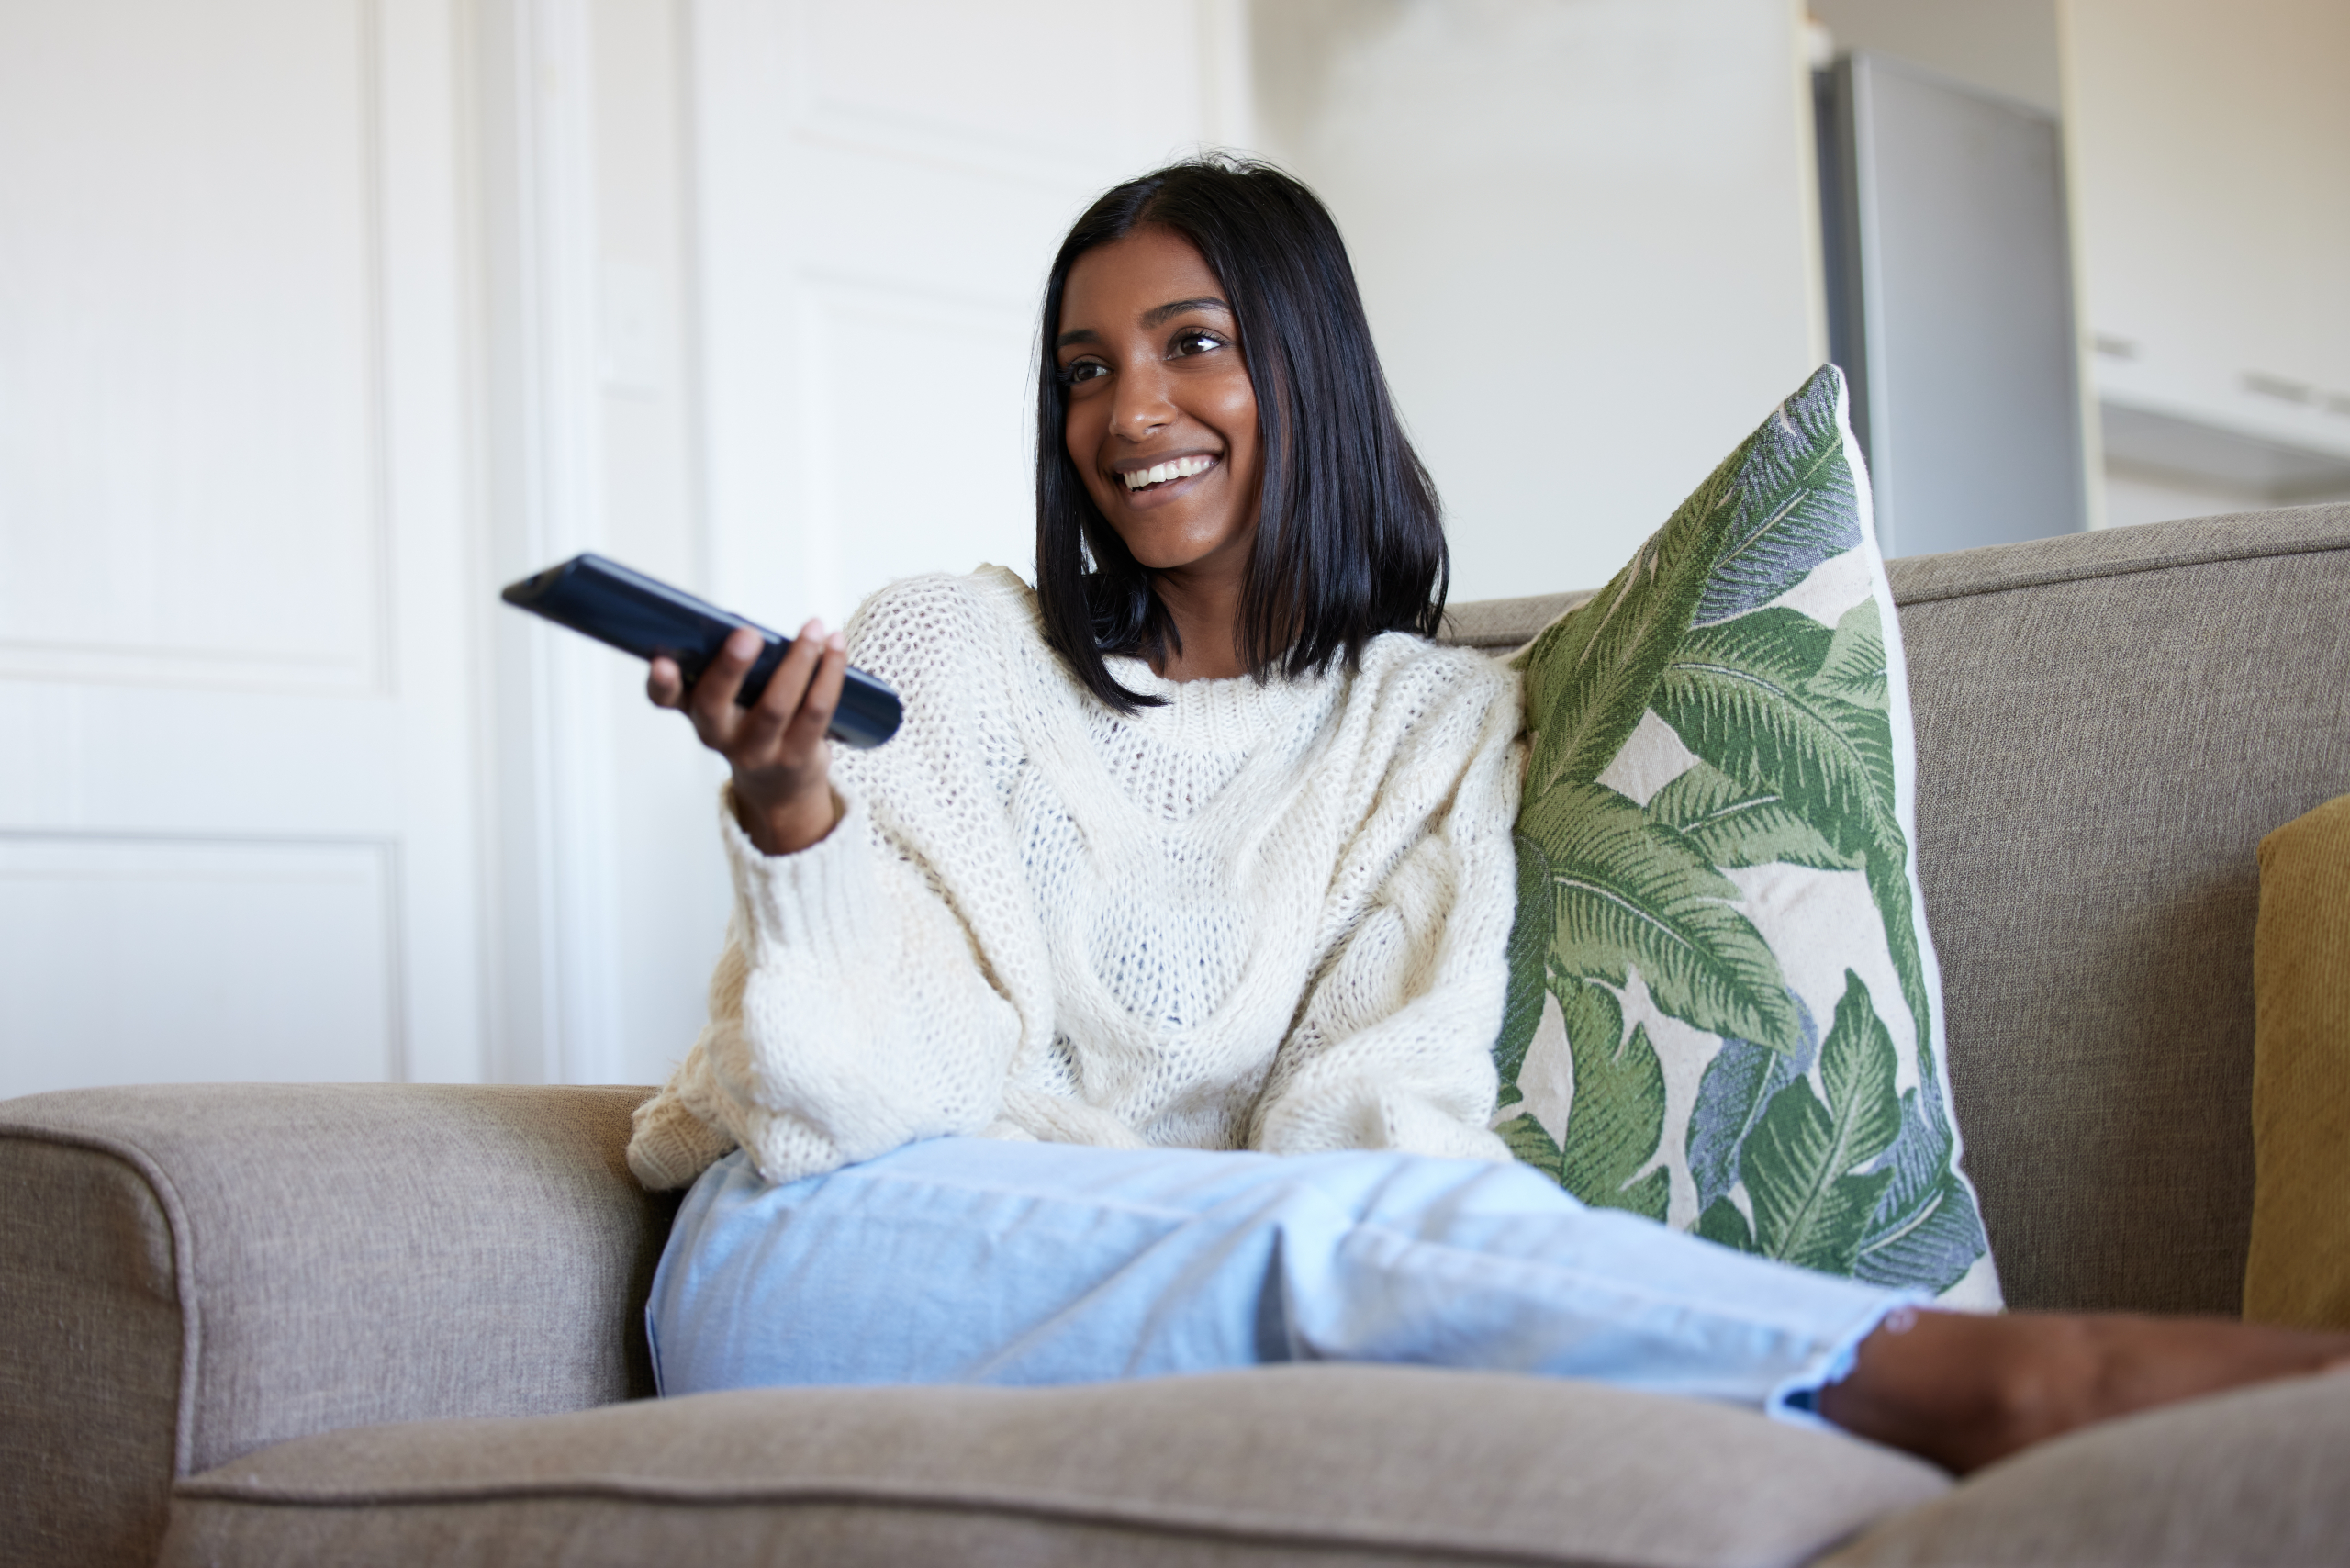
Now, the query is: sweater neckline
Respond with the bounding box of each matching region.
[1101,655,1340,752]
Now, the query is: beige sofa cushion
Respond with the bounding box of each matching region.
[1816,1370,2350,1566]
[162,1367,1948,1568]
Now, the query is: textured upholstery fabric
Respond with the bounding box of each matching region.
[2244,792,2350,1329]
[0,1086,672,1520]
[0,1137,188,1568]
[160,1367,1950,1568]
[1888,505,2350,1313]
[1814,1370,2350,1565]
[1438,589,1593,650]
[1886,504,2350,607]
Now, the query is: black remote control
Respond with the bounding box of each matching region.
[499,553,902,749]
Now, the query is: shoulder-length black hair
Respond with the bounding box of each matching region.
[1035,155,1448,712]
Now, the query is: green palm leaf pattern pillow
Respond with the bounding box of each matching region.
[1494,364,2000,1307]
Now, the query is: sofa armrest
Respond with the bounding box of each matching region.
[0,1083,673,1568]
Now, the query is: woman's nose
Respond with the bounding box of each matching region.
[1109,360,1176,440]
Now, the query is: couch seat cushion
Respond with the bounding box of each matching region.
[162,1366,1947,1568]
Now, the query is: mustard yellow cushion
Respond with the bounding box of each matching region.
[2244,791,2350,1330]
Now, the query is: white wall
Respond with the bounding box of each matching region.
[1251,0,1827,600]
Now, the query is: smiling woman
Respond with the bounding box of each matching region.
[1036,164,1448,700]
[627,155,2350,1480]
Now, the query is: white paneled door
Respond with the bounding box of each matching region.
[0,0,484,1094]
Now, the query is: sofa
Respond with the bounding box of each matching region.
[6,505,2348,1568]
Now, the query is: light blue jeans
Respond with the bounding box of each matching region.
[649,1137,1908,1426]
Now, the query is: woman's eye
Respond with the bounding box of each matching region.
[1170,330,1225,357]
[1060,360,1108,386]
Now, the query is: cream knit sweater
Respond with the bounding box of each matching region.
[626,566,1524,1191]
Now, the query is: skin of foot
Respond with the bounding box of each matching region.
[1816,1306,2350,1474]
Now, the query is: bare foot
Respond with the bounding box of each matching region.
[1815,1307,2350,1474]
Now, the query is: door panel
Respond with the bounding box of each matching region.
[0,837,399,1094]
[0,0,384,694]
[0,0,483,1097]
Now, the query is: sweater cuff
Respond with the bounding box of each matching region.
[626,1090,736,1190]
[717,781,885,968]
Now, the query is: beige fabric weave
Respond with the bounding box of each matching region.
[161,1367,1948,1568]
[1437,589,1593,650]
[1816,1370,2350,1565]
[0,1137,188,1568]
[0,1085,668,1493]
[2244,791,2350,1329]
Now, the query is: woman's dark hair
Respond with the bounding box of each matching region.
[1035,155,1448,711]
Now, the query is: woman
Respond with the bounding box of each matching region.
[628,158,2345,1475]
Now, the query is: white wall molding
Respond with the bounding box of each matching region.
[476,0,626,1084]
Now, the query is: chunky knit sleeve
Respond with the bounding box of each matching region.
[1248,649,1524,1164]
[627,573,1054,1190]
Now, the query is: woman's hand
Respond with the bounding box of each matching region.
[649,622,849,857]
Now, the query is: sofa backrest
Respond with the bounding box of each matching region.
[1442,503,2350,1314]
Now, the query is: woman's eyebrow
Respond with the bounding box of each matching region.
[1142,297,1231,327]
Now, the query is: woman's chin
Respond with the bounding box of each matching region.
[1117,535,1239,575]
[1104,503,1256,576]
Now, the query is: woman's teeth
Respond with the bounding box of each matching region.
[1122,454,1216,491]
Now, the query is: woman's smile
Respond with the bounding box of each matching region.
[1116,451,1220,498]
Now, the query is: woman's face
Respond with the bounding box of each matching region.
[1056,226,1261,580]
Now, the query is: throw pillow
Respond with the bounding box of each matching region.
[1494,364,2000,1307]
[2243,791,2350,1331]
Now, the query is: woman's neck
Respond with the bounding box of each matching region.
[1147,561,1251,683]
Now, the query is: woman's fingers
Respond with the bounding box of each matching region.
[784,632,850,752]
[684,627,766,744]
[646,656,687,709]
[733,621,829,757]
